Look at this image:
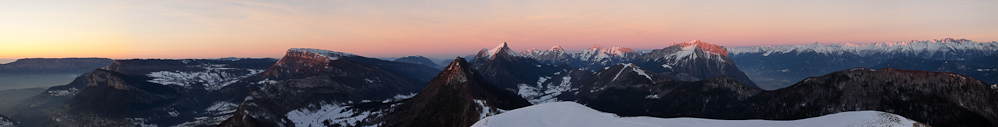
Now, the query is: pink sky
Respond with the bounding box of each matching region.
[2,0,996,59]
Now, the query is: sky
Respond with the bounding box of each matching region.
[2,0,996,59]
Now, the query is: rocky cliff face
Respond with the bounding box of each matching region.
[259,49,340,80]
[219,48,440,127]
[633,40,758,87]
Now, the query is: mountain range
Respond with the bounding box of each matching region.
[0,39,996,127]
[0,58,113,74]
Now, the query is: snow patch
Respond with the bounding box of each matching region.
[661,64,672,69]
[474,99,506,119]
[47,87,80,96]
[205,102,239,115]
[255,78,278,85]
[146,64,263,91]
[382,93,417,103]
[517,84,541,99]
[645,94,660,99]
[168,110,180,117]
[537,77,551,86]
[519,76,576,104]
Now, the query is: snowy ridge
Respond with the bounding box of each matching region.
[473,102,926,127]
[146,64,264,91]
[520,45,567,57]
[615,63,653,82]
[289,48,356,60]
[575,45,638,62]
[728,38,998,57]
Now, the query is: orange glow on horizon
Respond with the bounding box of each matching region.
[2,0,996,59]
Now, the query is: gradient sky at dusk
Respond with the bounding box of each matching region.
[2,0,996,59]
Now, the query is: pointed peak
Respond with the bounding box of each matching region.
[444,57,472,72]
[589,44,603,50]
[550,45,565,51]
[484,42,517,58]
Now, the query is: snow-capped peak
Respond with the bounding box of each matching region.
[550,45,565,51]
[488,42,508,56]
[605,46,637,56]
[521,48,540,54]
[651,40,731,65]
[289,48,356,60]
[589,44,603,51]
[484,42,518,58]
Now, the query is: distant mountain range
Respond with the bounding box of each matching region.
[871,55,997,84]
[393,56,439,69]
[728,38,998,89]
[0,58,112,74]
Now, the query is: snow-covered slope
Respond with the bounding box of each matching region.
[473,102,928,127]
[146,63,264,91]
